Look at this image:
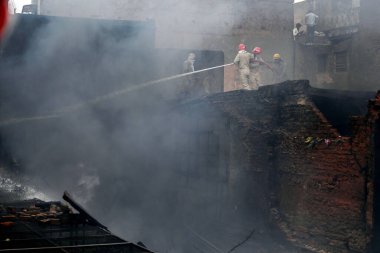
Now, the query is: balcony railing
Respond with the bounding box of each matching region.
[318,8,360,31]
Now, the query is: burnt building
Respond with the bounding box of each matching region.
[0,192,154,252]
[1,79,379,252]
[1,4,380,253]
[163,80,378,253]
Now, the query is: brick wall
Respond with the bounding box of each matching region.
[274,92,367,252]
[174,81,376,252]
[351,91,380,252]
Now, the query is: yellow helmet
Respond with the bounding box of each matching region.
[273,53,281,60]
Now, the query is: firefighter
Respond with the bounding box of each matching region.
[249,47,264,90]
[181,53,196,98]
[233,43,251,90]
[183,52,196,73]
[272,53,287,84]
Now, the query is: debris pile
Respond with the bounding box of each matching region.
[0,194,154,252]
[0,200,72,228]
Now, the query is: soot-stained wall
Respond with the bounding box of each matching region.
[171,81,378,253]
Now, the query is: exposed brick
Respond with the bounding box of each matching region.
[175,81,379,253]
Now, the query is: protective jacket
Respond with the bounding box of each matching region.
[234,50,251,70]
[183,59,195,73]
[272,59,287,83]
[234,50,252,90]
[250,55,264,69]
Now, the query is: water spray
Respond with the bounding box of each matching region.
[0,63,234,126]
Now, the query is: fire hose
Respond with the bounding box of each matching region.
[251,59,274,72]
[0,63,234,126]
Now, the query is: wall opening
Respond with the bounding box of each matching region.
[310,89,373,136]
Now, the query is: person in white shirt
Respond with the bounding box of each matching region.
[305,10,319,43]
[292,23,304,40]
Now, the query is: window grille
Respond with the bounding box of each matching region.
[335,51,348,72]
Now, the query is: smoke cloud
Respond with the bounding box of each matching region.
[0,12,268,252]
[0,1,296,252]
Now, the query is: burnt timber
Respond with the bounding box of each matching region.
[0,193,153,253]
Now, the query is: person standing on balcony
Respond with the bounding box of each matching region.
[305,10,319,44]
[293,23,304,40]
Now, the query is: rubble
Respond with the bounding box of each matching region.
[0,193,154,253]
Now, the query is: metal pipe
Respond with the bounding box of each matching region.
[62,191,108,230]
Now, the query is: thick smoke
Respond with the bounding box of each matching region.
[36,0,295,66]
[0,0,327,252]
[0,13,266,253]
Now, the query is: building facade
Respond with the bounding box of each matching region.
[294,0,380,91]
[34,0,295,90]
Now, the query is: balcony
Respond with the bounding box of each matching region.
[318,7,360,31]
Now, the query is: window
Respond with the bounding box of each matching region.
[317,54,327,73]
[335,51,348,72]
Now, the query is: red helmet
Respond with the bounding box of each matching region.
[252,47,262,54]
[239,44,246,51]
[0,0,8,39]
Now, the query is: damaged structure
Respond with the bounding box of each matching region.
[2,79,379,253]
[1,1,380,253]
[167,81,379,253]
[0,192,154,252]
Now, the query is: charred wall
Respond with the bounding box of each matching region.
[350,92,380,253]
[172,81,377,253]
[309,88,372,136]
[373,118,380,252]
[0,65,377,253]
